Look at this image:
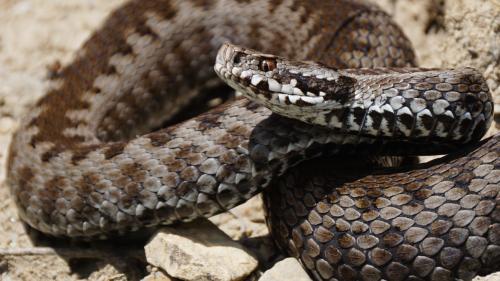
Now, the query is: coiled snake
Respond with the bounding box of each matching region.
[6,0,499,280]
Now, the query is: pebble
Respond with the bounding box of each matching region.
[145,219,258,281]
[259,258,312,281]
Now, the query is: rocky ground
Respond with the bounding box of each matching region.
[0,0,498,280]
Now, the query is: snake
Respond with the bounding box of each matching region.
[5,0,499,280]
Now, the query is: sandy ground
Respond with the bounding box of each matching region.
[0,0,498,280]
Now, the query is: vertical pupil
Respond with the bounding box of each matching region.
[260,60,275,72]
[262,61,269,71]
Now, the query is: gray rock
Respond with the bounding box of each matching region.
[259,258,312,281]
[145,219,258,281]
[141,270,176,281]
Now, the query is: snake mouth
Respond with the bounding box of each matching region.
[215,43,354,111]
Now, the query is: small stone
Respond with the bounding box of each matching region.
[141,271,175,281]
[259,258,312,281]
[145,219,258,281]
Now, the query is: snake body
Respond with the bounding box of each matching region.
[6,0,499,280]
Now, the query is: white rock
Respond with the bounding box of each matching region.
[259,258,312,281]
[141,270,175,281]
[145,219,258,281]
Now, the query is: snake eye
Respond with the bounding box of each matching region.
[259,59,277,72]
[233,53,244,64]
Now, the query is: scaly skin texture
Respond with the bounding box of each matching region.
[265,136,500,281]
[5,0,499,280]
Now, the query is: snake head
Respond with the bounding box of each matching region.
[215,42,356,121]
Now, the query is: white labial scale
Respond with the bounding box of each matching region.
[434,110,456,138]
[277,94,287,104]
[251,75,265,86]
[240,70,252,79]
[231,67,242,77]
[300,96,324,104]
[281,84,294,95]
[268,78,281,92]
[288,95,301,104]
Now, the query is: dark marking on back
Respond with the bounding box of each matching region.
[189,0,214,9]
[268,0,284,13]
[104,142,127,159]
[43,176,65,201]
[27,0,178,161]
[71,144,103,164]
[233,0,252,4]
[148,131,173,147]
[13,167,35,209]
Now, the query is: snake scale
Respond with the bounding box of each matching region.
[6,0,499,280]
